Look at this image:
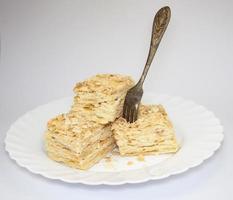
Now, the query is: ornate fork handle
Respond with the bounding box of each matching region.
[137,6,171,88]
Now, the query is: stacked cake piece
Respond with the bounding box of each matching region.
[45,74,134,170]
[45,114,114,170]
[112,105,179,156]
[71,74,134,124]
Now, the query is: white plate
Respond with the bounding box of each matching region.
[5,93,224,185]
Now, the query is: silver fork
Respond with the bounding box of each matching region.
[123,6,171,123]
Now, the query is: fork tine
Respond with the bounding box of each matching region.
[131,107,136,123]
[130,107,134,123]
[134,104,139,122]
[133,106,138,122]
[125,105,130,121]
[130,106,136,123]
[127,107,131,122]
[134,107,138,121]
[123,103,127,118]
[128,107,132,123]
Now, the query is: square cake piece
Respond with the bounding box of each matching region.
[71,74,134,124]
[112,105,179,156]
[45,74,134,170]
[45,114,115,170]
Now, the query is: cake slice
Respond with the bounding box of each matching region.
[112,105,179,156]
[45,114,115,170]
[45,74,134,170]
[71,74,134,124]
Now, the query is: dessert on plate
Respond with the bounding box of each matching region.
[44,74,179,170]
[112,104,179,156]
[45,74,134,170]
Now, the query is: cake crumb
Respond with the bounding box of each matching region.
[127,161,134,166]
[104,156,112,163]
[137,154,145,162]
[112,149,120,156]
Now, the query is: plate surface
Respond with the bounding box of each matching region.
[5,93,224,185]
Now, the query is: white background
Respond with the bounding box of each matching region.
[0,0,232,199]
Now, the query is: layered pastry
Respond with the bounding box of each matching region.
[45,113,115,170]
[112,105,179,156]
[71,74,134,124]
[45,74,179,170]
[45,74,134,170]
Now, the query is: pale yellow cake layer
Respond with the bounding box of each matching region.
[46,137,115,170]
[46,136,115,159]
[45,113,115,169]
[71,93,125,123]
[112,105,179,156]
[73,74,134,96]
[46,113,113,154]
[70,74,134,124]
[46,130,114,156]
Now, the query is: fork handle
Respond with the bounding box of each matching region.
[137,6,171,87]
